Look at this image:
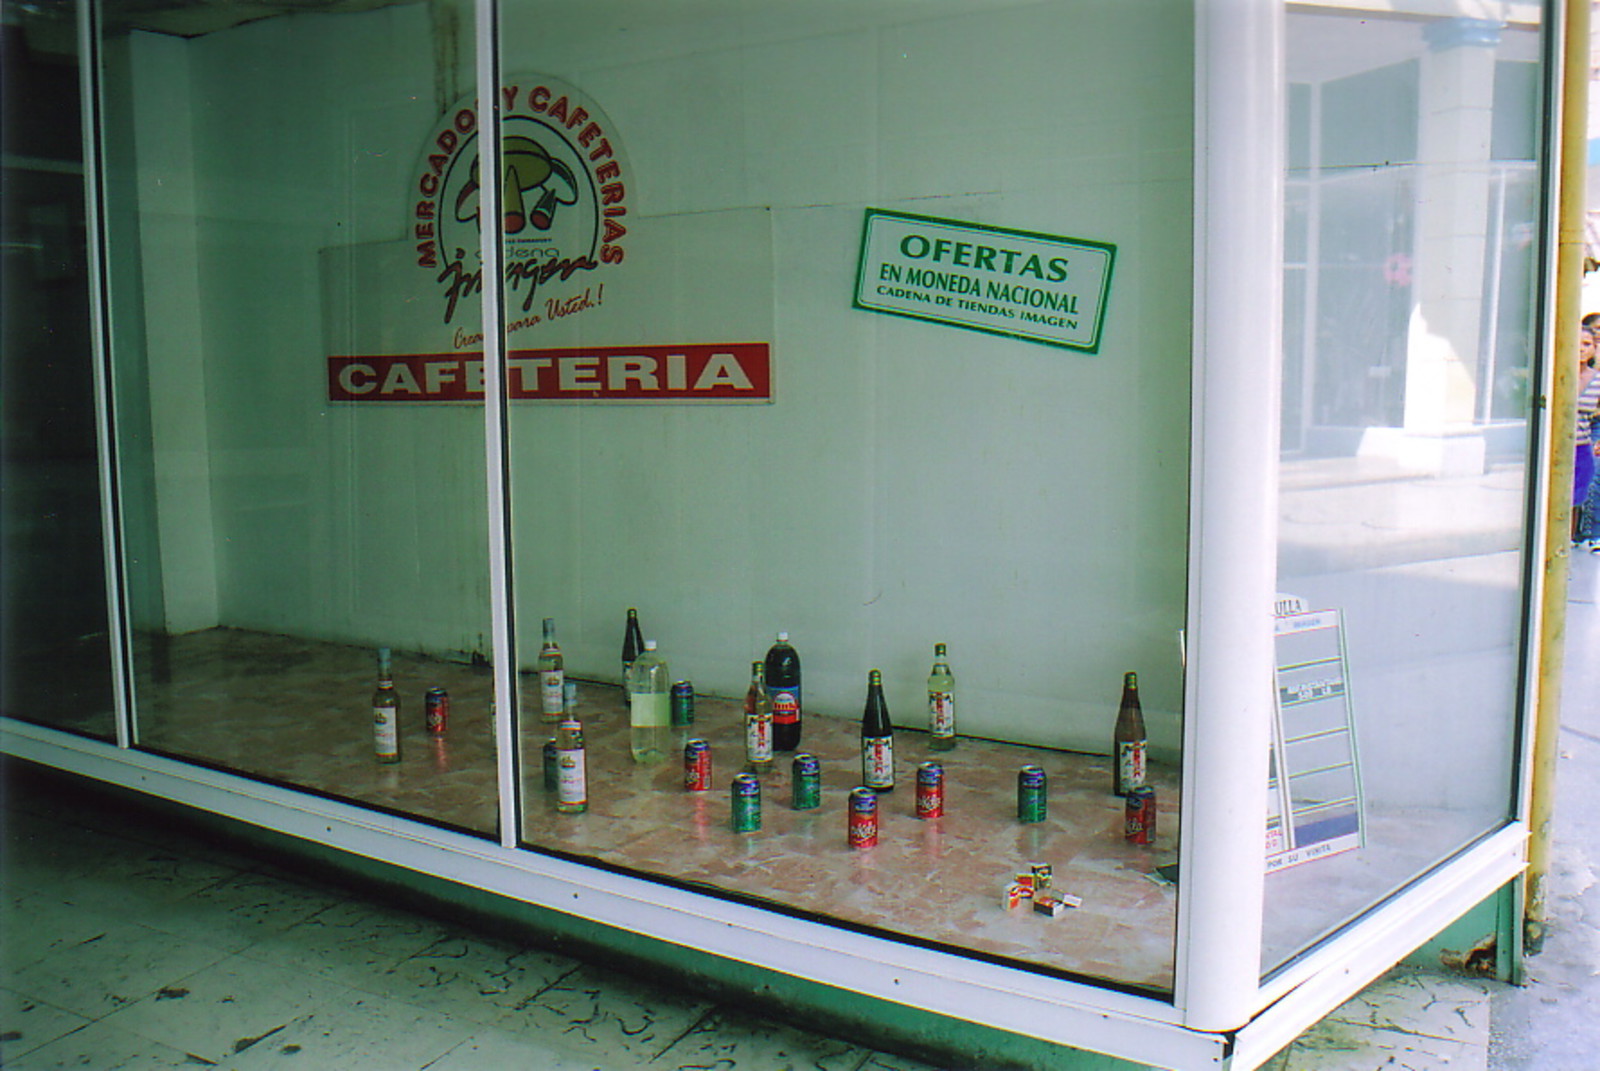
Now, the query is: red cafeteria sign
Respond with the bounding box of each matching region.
[328,343,770,402]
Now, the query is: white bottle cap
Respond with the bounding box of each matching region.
[777,631,789,641]
[644,639,657,650]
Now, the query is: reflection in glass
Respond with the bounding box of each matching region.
[98,2,497,835]
[1268,8,1544,975]
[1,11,117,739]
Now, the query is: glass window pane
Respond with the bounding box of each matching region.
[498,0,1193,994]
[1267,7,1544,976]
[2,12,117,740]
[99,3,498,835]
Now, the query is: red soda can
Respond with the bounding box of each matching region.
[684,739,712,792]
[1125,786,1156,845]
[425,687,449,734]
[848,787,879,848]
[915,761,944,819]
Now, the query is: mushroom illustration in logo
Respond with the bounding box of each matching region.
[455,135,579,234]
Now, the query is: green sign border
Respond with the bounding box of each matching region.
[851,208,1117,354]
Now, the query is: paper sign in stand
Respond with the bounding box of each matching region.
[1267,599,1365,872]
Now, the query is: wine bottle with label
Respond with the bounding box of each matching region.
[1113,671,1147,796]
[927,642,956,751]
[744,660,774,772]
[537,617,564,722]
[372,647,401,764]
[861,669,894,792]
[555,716,587,813]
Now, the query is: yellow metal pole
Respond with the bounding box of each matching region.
[1526,0,1589,955]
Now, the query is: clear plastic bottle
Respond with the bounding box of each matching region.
[628,639,671,763]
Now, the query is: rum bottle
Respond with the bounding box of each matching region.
[744,660,774,772]
[861,669,895,792]
[1113,671,1148,797]
[372,647,401,764]
[555,716,587,813]
[537,617,564,722]
[927,642,956,751]
[766,632,802,751]
[628,639,671,763]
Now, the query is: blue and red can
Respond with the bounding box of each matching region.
[684,738,712,792]
[1125,786,1157,845]
[848,787,879,848]
[915,761,944,819]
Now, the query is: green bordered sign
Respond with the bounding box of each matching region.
[853,209,1115,352]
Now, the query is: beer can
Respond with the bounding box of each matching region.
[731,772,761,833]
[425,687,449,734]
[1018,765,1048,824]
[915,761,944,819]
[1125,786,1157,845]
[848,787,879,848]
[684,738,712,792]
[542,739,558,792]
[671,681,695,728]
[792,753,821,810]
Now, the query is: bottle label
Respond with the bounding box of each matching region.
[863,737,894,789]
[557,749,586,806]
[372,707,398,758]
[746,714,773,763]
[771,688,801,726]
[540,669,565,715]
[630,692,671,728]
[929,692,955,738]
[1118,740,1147,790]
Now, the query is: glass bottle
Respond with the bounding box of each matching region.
[621,607,644,684]
[372,647,400,764]
[628,639,671,763]
[861,668,894,792]
[555,716,587,813]
[1113,670,1147,797]
[927,642,956,751]
[744,660,774,773]
[537,617,564,722]
[765,632,802,751]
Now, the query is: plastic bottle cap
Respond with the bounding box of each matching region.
[777,631,789,641]
[644,639,657,650]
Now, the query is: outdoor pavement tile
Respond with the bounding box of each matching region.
[4,920,233,1021]
[492,962,713,1062]
[856,1050,957,1071]
[423,1025,622,1071]
[1,892,141,974]
[125,869,346,952]
[0,988,93,1065]
[1280,1020,1488,1071]
[648,1007,867,1070]
[1324,970,1492,1044]
[222,990,474,1071]
[5,1016,220,1071]
[233,896,452,989]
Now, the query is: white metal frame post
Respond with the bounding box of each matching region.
[1177,0,1285,1034]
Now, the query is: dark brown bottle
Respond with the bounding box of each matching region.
[1113,671,1147,796]
[861,669,894,792]
[621,608,644,683]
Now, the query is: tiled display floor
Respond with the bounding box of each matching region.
[0,765,944,1071]
[132,628,1183,992]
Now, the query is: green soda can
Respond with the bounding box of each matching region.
[791,753,821,810]
[1018,765,1047,824]
[731,773,762,833]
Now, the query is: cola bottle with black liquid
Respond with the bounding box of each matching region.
[765,632,802,751]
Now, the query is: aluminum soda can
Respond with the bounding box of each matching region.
[671,681,695,728]
[791,753,821,810]
[684,738,712,792]
[731,773,761,833]
[1018,765,1047,824]
[425,687,449,734]
[848,787,879,848]
[915,761,944,819]
[1125,786,1157,845]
